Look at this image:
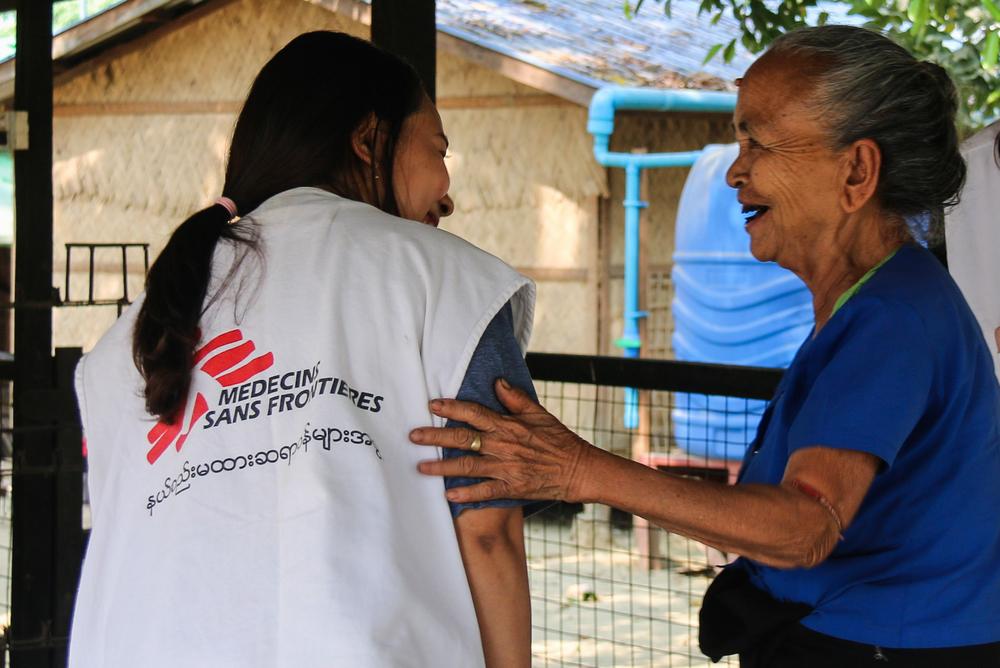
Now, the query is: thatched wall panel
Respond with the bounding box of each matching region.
[54,198,183,349]
[55,0,365,104]
[443,188,595,268]
[438,53,540,97]
[442,188,598,354]
[54,308,121,351]
[439,76,606,354]
[55,114,234,235]
[440,105,606,212]
[528,282,597,354]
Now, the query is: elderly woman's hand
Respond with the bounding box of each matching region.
[410,378,600,504]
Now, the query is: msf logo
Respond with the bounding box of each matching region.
[146,329,274,465]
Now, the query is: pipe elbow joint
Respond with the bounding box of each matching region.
[587,87,622,135]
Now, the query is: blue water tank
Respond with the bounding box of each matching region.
[671,144,813,460]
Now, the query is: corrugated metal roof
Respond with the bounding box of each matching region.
[436,0,757,91]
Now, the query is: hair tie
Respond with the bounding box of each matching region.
[215,196,238,221]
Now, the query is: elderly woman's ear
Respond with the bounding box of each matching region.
[840,138,881,213]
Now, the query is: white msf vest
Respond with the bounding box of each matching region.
[69,188,535,668]
[946,121,1000,381]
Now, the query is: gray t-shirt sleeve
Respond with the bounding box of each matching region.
[444,301,538,518]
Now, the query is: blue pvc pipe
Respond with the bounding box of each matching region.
[587,86,736,428]
[588,86,737,169]
[621,161,644,428]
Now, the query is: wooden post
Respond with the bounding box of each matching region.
[596,193,612,356]
[630,150,662,570]
[11,1,61,665]
[52,348,84,667]
[633,150,651,461]
[371,0,437,101]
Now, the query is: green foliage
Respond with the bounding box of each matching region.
[54,0,124,32]
[634,0,1000,132]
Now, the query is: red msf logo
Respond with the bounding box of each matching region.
[146,329,274,465]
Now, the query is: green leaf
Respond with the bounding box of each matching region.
[907,0,928,29]
[741,32,754,50]
[723,38,737,63]
[984,0,1000,23]
[818,11,830,24]
[703,42,724,64]
[983,30,1000,69]
[987,88,1000,105]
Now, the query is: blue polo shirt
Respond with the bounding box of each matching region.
[735,244,1000,648]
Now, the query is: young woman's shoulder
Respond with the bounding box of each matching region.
[253,187,520,281]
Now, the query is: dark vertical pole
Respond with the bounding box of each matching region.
[51,347,83,668]
[11,1,57,667]
[371,0,437,100]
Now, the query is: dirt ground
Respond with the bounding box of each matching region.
[526,513,737,668]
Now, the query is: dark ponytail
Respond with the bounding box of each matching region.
[133,32,424,423]
[132,204,247,421]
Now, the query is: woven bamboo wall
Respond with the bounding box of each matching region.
[437,53,606,353]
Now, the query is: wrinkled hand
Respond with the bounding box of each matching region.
[410,379,598,504]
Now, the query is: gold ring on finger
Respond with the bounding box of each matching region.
[470,434,482,452]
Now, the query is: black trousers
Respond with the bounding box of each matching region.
[742,622,1000,667]
[700,567,1000,667]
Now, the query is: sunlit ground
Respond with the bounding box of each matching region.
[526,516,736,668]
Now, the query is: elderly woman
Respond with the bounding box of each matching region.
[411,25,1000,667]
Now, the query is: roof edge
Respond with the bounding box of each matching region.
[299,1,597,104]
[0,0,594,107]
[437,29,594,106]
[0,0,234,104]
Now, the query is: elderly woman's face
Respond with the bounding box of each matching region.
[726,55,849,271]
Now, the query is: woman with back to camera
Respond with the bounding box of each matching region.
[69,32,533,667]
[412,25,1000,666]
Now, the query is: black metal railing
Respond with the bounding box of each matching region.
[0,349,783,667]
[522,353,781,668]
[527,353,781,399]
[63,243,149,313]
[2,349,83,666]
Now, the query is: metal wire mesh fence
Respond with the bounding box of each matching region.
[0,349,781,666]
[523,354,782,668]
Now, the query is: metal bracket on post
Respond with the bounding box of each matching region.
[0,111,30,151]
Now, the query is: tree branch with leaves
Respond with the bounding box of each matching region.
[628,0,1000,133]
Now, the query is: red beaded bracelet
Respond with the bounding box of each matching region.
[788,479,844,537]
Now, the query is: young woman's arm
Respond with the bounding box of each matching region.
[454,507,530,668]
[443,301,534,665]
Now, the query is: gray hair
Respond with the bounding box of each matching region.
[767,26,965,244]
